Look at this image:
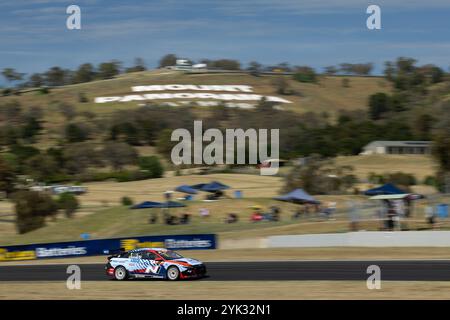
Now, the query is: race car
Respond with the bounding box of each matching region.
[105,248,207,281]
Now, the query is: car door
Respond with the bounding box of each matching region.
[127,251,143,273]
[141,251,163,276]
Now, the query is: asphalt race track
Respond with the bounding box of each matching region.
[1,260,450,281]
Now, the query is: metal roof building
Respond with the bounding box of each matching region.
[360,141,431,155]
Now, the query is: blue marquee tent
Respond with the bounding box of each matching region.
[161,201,187,208]
[364,183,406,196]
[191,181,230,193]
[274,188,320,204]
[131,201,186,209]
[175,185,198,194]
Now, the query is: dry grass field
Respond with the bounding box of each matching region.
[2,280,450,300]
[336,154,437,182]
[78,173,285,206]
[0,70,389,119]
[0,170,448,246]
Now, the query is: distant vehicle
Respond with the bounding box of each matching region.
[52,185,87,195]
[105,248,207,281]
[258,158,287,168]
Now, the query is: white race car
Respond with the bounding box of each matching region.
[105,248,207,281]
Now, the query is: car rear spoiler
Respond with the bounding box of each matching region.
[105,247,126,260]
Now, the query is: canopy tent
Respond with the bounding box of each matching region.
[130,201,163,209]
[274,188,320,204]
[191,181,230,193]
[161,201,187,208]
[369,193,425,201]
[363,183,406,196]
[131,201,186,209]
[175,185,198,194]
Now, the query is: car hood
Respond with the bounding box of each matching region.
[171,258,203,266]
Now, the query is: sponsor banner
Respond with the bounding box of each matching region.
[0,234,216,261]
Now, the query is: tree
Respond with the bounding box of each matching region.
[58,103,77,120]
[324,66,338,75]
[14,191,58,234]
[29,73,44,87]
[247,61,262,76]
[413,113,434,140]
[25,154,59,182]
[156,128,178,159]
[57,192,79,218]
[63,143,100,174]
[126,57,146,73]
[159,54,177,68]
[9,144,40,168]
[293,66,317,83]
[2,68,24,85]
[272,77,292,95]
[283,154,354,194]
[73,63,96,83]
[102,141,137,170]
[44,66,66,86]
[21,117,42,142]
[383,61,395,81]
[0,157,16,197]
[432,119,450,172]
[65,123,89,142]
[368,92,390,120]
[97,60,121,79]
[418,64,444,84]
[209,59,241,70]
[138,156,164,178]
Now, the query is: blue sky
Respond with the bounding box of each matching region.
[0,0,449,82]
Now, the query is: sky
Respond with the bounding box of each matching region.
[0,0,449,83]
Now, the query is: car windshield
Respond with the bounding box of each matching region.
[157,250,183,260]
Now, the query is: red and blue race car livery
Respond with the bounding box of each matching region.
[105,248,206,280]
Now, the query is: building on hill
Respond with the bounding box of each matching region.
[360,141,431,155]
[165,59,207,71]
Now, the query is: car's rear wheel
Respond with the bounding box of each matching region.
[167,266,180,281]
[114,266,128,281]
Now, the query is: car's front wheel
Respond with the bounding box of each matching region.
[167,266,180,281]
[114,266,128,281]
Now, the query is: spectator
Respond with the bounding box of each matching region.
[425,205,436,229]
[164,213,178,225]
[225,213,238,223]
[292,209,301,220]
[179,212,191,224]
[250,211,263,222]
[149,212,158,224]
[200,208,210,218]
[270,206,280,221]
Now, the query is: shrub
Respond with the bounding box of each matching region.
[14,191,58,234]
[57,192,79,218]
[293,67,317,83]
[37,87,49,95]
[423,175,437,187]
[138,156,164,178]
[121,196,133,206]
[78,92,88,103]
[386,172,417,186]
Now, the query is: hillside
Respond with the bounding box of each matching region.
[1,70,389,118]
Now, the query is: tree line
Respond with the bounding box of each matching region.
[3,53,416,91]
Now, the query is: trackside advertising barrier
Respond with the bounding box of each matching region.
[0,234,216,261]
